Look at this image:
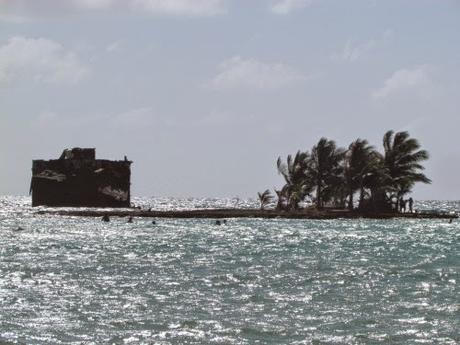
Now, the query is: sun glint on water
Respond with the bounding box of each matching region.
[0,196,458,344]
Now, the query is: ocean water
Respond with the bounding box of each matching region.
[0,196,458,345]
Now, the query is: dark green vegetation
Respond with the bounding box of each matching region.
[272,130,431,212]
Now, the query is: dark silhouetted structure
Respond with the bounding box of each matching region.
[30,148,132,207]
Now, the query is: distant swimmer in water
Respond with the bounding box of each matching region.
[127,216,133,223]
[215,220,221,226]
[13,226,24,232]
[102,214,110,222]
[152,220,156,225]
[449,218,453,224]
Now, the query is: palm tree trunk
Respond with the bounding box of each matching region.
[348,189,354,210]
[316,181,322,209]
[276,198,283,210]
[359,185,365,209]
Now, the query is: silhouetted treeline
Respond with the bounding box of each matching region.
[258,130,430,212]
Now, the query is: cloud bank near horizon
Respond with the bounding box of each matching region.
[0,0,318,18]
[0,0,227,17]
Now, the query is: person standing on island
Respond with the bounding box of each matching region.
[399,197,405,213]
[408,197,414,213]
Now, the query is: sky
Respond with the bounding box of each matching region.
[0,0,459,199]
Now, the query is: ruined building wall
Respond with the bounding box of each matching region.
[31,149,132,207]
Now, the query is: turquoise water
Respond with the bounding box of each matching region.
[0,196,458,344]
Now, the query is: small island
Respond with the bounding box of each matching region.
[36,130,457,220]
[262,129,431,213]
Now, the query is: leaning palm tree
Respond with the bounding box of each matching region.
[277,151,310,186]
[307,138,345,209]
[277,151,313,210]
[257,189,274,210]
[343,139,378,210]
[382,130,431,203]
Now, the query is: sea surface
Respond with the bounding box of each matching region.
[0,196,458,345]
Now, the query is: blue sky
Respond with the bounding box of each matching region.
[1,0,459,199]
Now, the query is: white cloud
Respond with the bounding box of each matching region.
[0,0,113,10]
[210,56,304,90]
[131,0,226,16]
[372,65,432,100]
[0,36,90,85]
[72,0,114,9]
[335,39,377,62]
[106,40,123,53]
[270,0,312,15]
[332,30,393,62]
[0,0,225,16]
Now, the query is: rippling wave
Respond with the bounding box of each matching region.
[0,196,458,344]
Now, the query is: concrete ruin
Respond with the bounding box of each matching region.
[30,148,132,207]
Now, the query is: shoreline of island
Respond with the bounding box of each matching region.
[36,208,458,219]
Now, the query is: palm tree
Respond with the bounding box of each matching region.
[343,139,378,210]
[326,173,348,208]
[257,189,274,210]
[274,189,286,210]
[308,138,345,209]
[357,150,392,211]
[276,151,313,210]
[382,130,431,203]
